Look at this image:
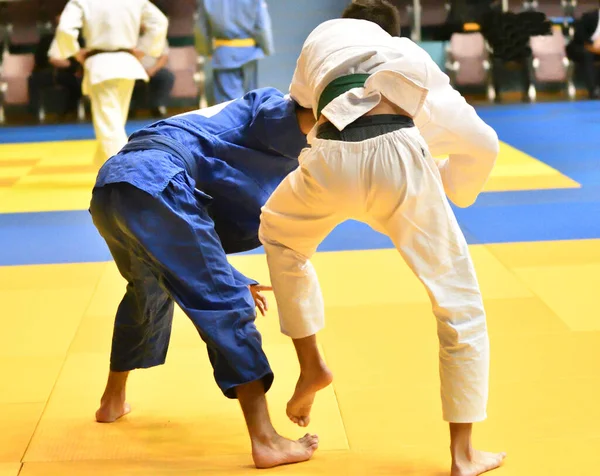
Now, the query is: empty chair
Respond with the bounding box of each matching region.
[42,0,69,23]
[420,0,451,40]
[534,0,567,17]
[530,26,576,98]
[167,46,203,103]
[573,0,599,17]
[4,0,42,46]
[159,0,197,37]
[446,32,495,101]
[0,51,35,122]
[389,0,412,29]
[421,0,451,26]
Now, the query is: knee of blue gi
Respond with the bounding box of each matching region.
[188,304,274,399]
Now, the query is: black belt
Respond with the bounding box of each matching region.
[85,48,134,59]
[121,134,199,183]
[316,114,414,142]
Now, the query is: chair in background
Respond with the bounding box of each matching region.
[0,51,35,123]
[167,46,204,108]
[445,32,495,101]
[530,26,576,99]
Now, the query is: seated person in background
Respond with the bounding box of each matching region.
[28,17,83,118]
[491,53,535,103]
[567,4,600,99]
[131,31,175,118]
[480,9,549,103]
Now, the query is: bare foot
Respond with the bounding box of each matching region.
[95,396,131,423]
[451,449,507,476]
[287,364,333,427]
[252,433,319,469]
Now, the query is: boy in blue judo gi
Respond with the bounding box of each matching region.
[89,87,317,469]
[197,0,274,103]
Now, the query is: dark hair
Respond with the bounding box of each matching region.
[342,0,401,37]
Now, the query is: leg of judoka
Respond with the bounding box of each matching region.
[260,158,341,427]
[370,143,505,475]
[90,185,175,423]
[213,67,244,103]
[450,423,506,476]
[236,379,319,468]
[287,335,332,427]
[109,173,318,467]
[89,78,135,166]
[96,370,130,423]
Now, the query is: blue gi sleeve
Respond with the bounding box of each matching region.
[249,92,307,159]
[196,0,214,56]
[254,1,275,56]
[230,264,258,286]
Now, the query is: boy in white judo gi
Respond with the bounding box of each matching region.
[53,0,168,166]
[259,1,506,475]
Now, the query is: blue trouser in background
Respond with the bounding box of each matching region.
[213,60,258,104]
[89,171,273,398]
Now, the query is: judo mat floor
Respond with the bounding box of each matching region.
[1,101,599,475]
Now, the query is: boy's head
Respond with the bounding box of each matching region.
[342,0,401,37]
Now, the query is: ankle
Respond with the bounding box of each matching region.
[451,442,473,461]
[250,429,279,447]
[101,389,126,403]
[449,423,473,459]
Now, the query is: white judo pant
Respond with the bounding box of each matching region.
[259,127,489,423]
[89,78,135,166]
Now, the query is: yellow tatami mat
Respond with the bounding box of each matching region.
[0,139,579,213]
[0,463,21,476]
[3,239,600,475]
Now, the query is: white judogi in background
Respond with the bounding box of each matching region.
[54,0,168,165]
[259,19,499,424]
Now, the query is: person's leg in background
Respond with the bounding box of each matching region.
[491,57,503,103]
[148,68,175,117]
[27,70,54,118]
[242,60,258,94]
[567,44,600,98]
[55,69,83,116]
[580,50,600,98]
[129,79,148,118]
[213,67,244,103]
[89,78,135,166]
[520,55,535,102]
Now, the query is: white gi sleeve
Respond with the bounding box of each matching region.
[137,0,169,58]
[419,55,499,208]
[54,0,84,59]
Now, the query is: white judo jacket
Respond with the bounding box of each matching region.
[53,0,168,95]
[290,18,499,208]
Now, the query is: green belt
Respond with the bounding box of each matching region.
[316,74,371,119]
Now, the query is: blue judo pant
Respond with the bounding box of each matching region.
[89,171,274,398]
[213,60,258,104]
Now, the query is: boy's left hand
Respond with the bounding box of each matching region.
[249,285,273,316]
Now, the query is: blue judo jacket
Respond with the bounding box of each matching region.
[94,87,307,254]
[198,0,274,70]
